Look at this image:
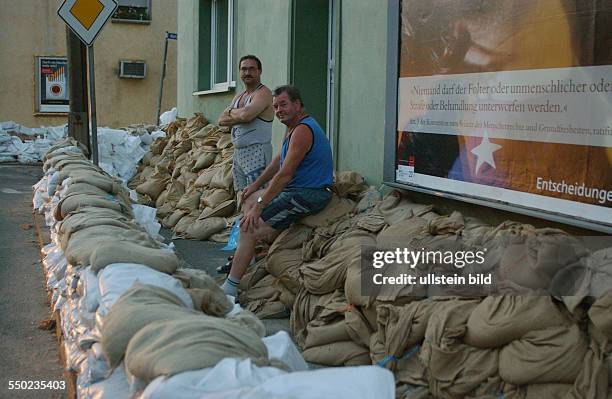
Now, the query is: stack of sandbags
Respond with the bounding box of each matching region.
[44,141,180,275]
[129,113,236,241]
[236,172,373,319]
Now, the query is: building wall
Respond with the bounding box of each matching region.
[0,0,177,128]
[335,0,388,185]
[177,0,292,151]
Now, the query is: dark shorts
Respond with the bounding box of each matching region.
[261,187,332,230]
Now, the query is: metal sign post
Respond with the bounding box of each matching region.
[156,32,177,125]
[58,0,117,165]
[87,45,99,165]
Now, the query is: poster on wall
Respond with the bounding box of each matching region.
[37,56,69,113]
[394,0,612,230]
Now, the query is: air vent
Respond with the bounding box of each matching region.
[119,60,146,78]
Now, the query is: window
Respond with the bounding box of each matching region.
[197,0,234,93]
[112,0,151,22]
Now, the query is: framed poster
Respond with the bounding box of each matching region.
[385,0,612,232]
[36,56,69,113]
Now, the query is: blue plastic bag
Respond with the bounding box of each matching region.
[221,218,240,251]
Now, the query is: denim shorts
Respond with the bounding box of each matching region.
[261,187,332,230]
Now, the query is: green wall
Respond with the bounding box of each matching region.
[336,0,388,186]
[177,0,292,151]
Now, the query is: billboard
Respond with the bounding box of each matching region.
[392,0,612,231]
[37,56,69,113]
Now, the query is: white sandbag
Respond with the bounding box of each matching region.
[83,362,131,399]
[141,358,285,399]
[262,331,308,372]
[141,360,394,399]
[79,267,101,313]
[131,204,161,238]
[97,263,193,316]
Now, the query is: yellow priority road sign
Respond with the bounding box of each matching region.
[58,0,118,46]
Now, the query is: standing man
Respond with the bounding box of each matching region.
[218,55,274,197]
[221,85,333,296]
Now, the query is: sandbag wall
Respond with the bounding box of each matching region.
[236,180,612,398]
[129,113,237,241]
[33,138,264,396]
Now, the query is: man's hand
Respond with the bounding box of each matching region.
[241,203,262,233]
[241,184,258,202]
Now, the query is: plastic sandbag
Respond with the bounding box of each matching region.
[159,108,178,125]
[84,362,131,399]
[131,204,162,238]
[262,331,308,372]
[97,263,193,316]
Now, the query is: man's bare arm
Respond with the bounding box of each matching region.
[223,88,272,125]
[259,125,311,205]
[218,93,241,126]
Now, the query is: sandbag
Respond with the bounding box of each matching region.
[201,188,233,208]
[125,312,268,382]
[90,241,179,274]
[198,199,236,219]
[499,324,588,385]
[181,217,227,240]
[162,209,187,229]
[209,162,233,189]
[588,296,612,341]
[192,151,217,171]
[187,288,233,316]
[300,195,356,228]
[333,171,367,198]
[302,341,371,366]
[465,296,570,348]
[56,193,131,221]
[176,189,202,211]
[194,167,217,188]
[101,283,197,367]
[136,173,170,200]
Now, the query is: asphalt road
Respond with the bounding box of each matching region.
[0,164,64,399]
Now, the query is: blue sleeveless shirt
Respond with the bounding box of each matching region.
[280,116,333,188]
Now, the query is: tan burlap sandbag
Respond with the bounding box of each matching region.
[201,188,233,208]
[64,225,152,264]
[155,189,169,208]
[125,312,269,382]
[499,324,588,385]
[266,247,303,278]
[300,194,356,228]
[302,341,371,366]
[172,212,200,237]
[376,191,435,225]
[90,241,178,274]
[59,211,139,247]
[216,133,232,149]
[209,162,233,189]
[304,320,351,349]
[194,167,218,188]
[333,171,367,198]
[55,193,131,221]
[100,283,196,367]
[136,173,170,201]
[181,217,227,240]
[186,288,232,316]
[176,188,202,211]
[162,209,187,229]
[164,181,185,206]
[69,172,125,195]
[588,296,612,341]
[290,288,336,348]
[419,299,500,399]
[192,151,217,171]
[198,200,236,219]
[464,296,571,348]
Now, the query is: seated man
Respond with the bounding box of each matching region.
[221,85,333,296]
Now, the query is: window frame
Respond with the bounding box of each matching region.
[111,0,152,24]
[195,0,235,95]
